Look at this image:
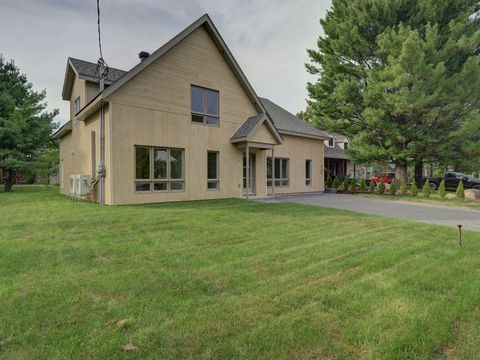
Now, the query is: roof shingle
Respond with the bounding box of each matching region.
[69,58,127,83]
[260,98,329,139]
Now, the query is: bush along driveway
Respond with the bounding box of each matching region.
[260,193,480,232]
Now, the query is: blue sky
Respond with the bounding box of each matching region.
[0,0,330,125]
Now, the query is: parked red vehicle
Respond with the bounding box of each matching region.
[372,172,395,185]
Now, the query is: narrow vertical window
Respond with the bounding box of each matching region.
[135,146,151,191]
[306,159,312,186]
[207,151,219,190]
[91,131,96,179]
[74,97,80,114]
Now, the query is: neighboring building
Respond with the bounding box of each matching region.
[324,135,373,179]
[54,14,328,205]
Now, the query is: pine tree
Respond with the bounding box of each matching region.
[390,179,397,196]
[456,181,465,200]
[399,181,407,196]
[326,174,333,188]
[0,56,58,192]
[422,180,431,198]
[333,176,341,189]
[369,180,375,193]
[350,179,357,193]
[410,182,418,197]
[438,179,446,199]
[306,1,480,183]
[341,178,350,192]
[359,178,367,192]
[378,179,386,195]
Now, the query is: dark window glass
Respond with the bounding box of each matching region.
[170,182,184,191]
[135,182,150,192]
[306,160,312,179]
[208,182,218,190]
[206,90,219,116]
[207,152,218,179]
[170,149,183,179]
[192,114,204,123]
[153,182,167,191]
[274,158,281,178]
[135,147,150,180]
[206,116,219,126]
[191,86,204,113]
[153,148,167,179]
[328,137,334,147]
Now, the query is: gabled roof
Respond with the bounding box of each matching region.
[62,58,127,100]
[100,14,266,115]
[231,114,283,144]
[260,98,329,140]
[53,120,72,139]
[324,144,349,160]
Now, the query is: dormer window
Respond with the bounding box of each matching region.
[328,137,334,147]
[191,85,219,126]
[344,142,348,150]
[74,97,80,115]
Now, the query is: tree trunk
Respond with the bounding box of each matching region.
[4,170,14,192]
[394,161,408,185]
[414,159,423,187]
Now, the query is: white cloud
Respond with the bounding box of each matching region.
[0,0,330,125]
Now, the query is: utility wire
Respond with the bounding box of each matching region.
[94,0,108,81]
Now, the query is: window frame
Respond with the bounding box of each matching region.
[266,157,290,187]
[305,159,312,187]
[207,151,220,191]
[328,137,335,148]
[134,146,185,193]
[190,85,220,126]
[74,97,80,115]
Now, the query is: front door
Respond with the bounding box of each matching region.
[243,154,256,195]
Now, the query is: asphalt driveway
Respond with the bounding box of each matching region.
[259,193,480,232]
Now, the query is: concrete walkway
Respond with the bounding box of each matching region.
[258,193,480,232]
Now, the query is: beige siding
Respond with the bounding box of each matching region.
[108,27,259,204]
[250,123,277,145]
[59,25,325,205]
[271,134,324,194]
[58,106,111,203]
[85,82,100,103]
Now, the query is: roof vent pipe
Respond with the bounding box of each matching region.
[138,51,150,62]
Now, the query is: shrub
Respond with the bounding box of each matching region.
[326,174,333,188]
[359,178,367,192]
[332,176,341,189]
[456,181,465,199]
[390,179,397,196]
[369,180,375,193]
[341,178,350,192]
[350,179,357,193]
[399,181,407,195]
[410,181,418,197]
[378,179,385,194]
[422,180,431,198]
[438,180,446,199]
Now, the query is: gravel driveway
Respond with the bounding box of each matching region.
[258,193,480,232]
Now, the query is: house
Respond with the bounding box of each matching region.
[324,135,373,179]
[53,14,328,205]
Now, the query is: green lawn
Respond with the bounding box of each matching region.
[1,186,480,359]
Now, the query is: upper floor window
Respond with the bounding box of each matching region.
[135,146,184,192]
[74,97,80,114]
[343,142,349,150]
[328,137,334,147]
[191,85,219,126]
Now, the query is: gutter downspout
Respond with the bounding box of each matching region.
[99,104,105,205]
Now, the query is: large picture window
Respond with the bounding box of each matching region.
[306,159,312,186]
[135,146,184,192]
[266,157,289,187]
[191,85,219,126]
[207,151,219,190]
